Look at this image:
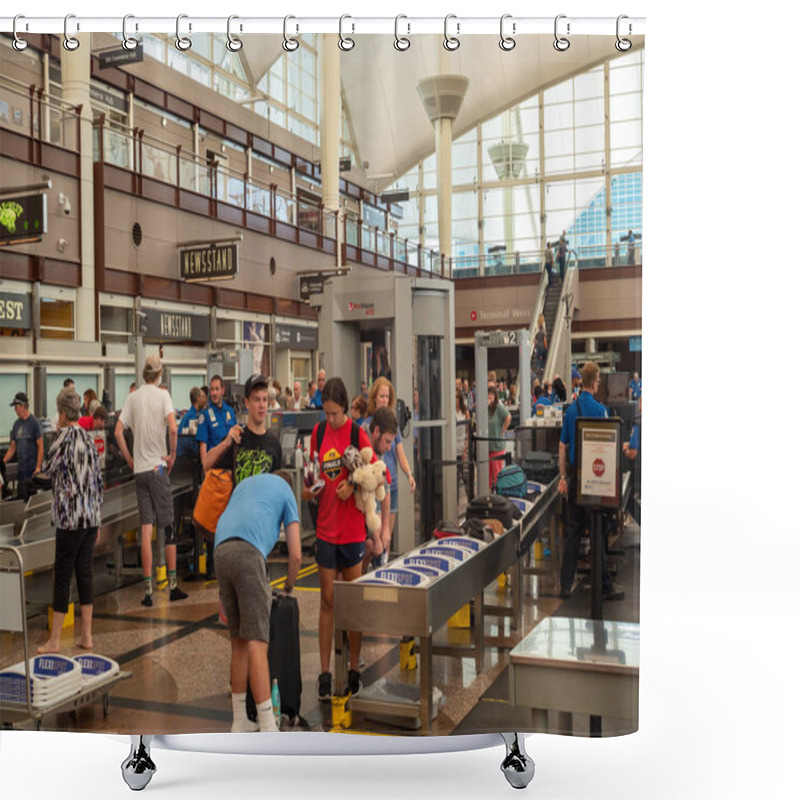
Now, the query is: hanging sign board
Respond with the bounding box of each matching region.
[98,47,144,69]
[141,309,211,343]
[180,244,239,282]
[0,292,32,329]
[574,417,622,508]
[0,195,47,245]
[299,275,329,302]
[274,324,318,350]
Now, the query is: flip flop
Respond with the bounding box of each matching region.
[77,642,94,651]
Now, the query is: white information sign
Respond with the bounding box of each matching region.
[579,428,619,500]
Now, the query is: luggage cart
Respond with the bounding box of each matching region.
[0,544,131,730]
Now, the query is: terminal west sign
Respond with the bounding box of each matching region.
[180,244,239,282]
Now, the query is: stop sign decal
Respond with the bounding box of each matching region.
[592,458,605,477]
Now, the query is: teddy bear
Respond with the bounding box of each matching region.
[342,445,387,534]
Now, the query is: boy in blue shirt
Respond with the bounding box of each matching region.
[215,471,301,732]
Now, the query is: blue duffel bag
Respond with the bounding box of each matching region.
[495,464,528,498]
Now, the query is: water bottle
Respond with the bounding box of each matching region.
[271,678,281,729]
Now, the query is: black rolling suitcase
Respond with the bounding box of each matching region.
[522,451,559,484]
[466,493,522,529]
[247,592,303,724]
[268,592,303,718]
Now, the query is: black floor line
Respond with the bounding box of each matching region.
[92,611,191,626]
[109,695,231,723]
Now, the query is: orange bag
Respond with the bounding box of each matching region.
[192,469,234,539]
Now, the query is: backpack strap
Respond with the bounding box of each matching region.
[315,420,327,453]
[350,419,362,449]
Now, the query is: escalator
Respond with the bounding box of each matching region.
[535,277,561,377]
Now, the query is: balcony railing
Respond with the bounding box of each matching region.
[448,240,643,277]
[92,115,446,277]
[0,74,82,151]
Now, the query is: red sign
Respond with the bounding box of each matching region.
[592,458,605,477]
[470,310,478,321]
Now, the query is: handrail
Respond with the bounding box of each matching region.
[449,240,642,276]
[543,249,578,385]
[0,74,81,115]
[529,265,552,361]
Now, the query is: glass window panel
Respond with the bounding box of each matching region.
[611,120,642,149]
[100,306,131,334]
[575,124,604,155]
[610,64,643,95]
[423,198,438,225]
[610,93,642,122]
[270,107,286,127]
[168,50,188,75]
[480,116,504,140]
[193,34,211,60]
[544,130,573,158]
[142,35,164,62]
[190,60,210,87]
[574,98,604,126]
[40,298,73,335]
[517,106,538,135]
[574,68,604,100]
[544,102,573,130]
[544,82,572,105]
[452,191,477,220]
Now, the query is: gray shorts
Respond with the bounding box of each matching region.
[134,469,174,528]
[215,539,272,642]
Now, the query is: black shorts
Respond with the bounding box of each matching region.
[315,538,365,571]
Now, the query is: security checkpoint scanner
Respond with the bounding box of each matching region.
[316,272,458,553]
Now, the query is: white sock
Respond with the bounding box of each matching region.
[230,692,258,732]
[257,700,279,732]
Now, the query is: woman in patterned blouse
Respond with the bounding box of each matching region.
[37,388,103,654]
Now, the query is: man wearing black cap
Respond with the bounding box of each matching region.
[203,374,283,484]
[3,392,43,502]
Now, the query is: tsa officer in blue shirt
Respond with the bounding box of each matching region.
[628,372,642,401]
[309,369,325,408]
[532,385,552,409]
[557,362,624,601]
[197,375,239,471]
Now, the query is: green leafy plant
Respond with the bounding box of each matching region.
[0,201,24,234]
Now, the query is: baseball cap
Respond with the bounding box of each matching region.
[244,374,269,397]
[10,391,28,407]
[143,354,163,378]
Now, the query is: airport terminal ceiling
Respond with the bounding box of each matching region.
[90,31,643,190]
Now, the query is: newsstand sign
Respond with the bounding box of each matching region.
[180,244,238,282]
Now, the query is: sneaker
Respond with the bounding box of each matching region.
[317,671,332,701]
[170,587,188,602]
[603,584,626,601]
[348,669,361,697]
[379,550,389,566]
[141,594,153,607]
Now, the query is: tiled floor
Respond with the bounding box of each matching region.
[1,521,640,736]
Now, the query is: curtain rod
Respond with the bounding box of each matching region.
[2,16,646,37]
